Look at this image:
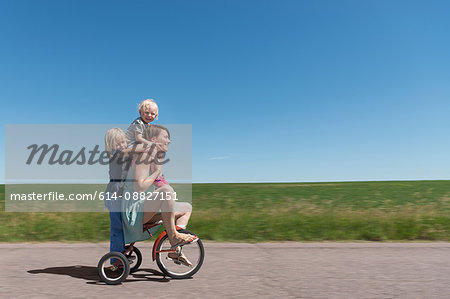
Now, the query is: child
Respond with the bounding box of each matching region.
[104,128,149,257]
[126,99,159,148]
[126,99,168,189]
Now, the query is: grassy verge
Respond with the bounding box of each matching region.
[1,181,450,242]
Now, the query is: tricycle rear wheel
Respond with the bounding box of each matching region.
[98,252,130,285]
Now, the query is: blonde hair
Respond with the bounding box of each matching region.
[143,124,170,141]
[105,128,126,157]
[138,99,159,119]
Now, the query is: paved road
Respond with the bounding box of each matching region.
[1,242,449,298]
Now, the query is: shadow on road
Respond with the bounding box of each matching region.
[28,266,169,284]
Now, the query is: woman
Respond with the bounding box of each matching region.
[121,125,196,257]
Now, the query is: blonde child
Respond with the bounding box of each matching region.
[104,128,149,257]
[126,99,159,148]
[126,99,169,189]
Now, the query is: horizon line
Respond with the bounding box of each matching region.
[1,178,450,185]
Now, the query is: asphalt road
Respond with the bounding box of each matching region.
[1,242,449,298]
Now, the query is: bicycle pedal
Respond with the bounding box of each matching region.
[127,256,136,264]
[166,257,181,265]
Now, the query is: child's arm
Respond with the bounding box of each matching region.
[121,143,154,156]
[135,131,154,147]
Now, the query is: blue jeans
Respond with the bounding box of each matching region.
[109,212,125,263]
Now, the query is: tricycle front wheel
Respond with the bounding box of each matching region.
[155,229,204,279]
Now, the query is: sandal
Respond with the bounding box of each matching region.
[169,235,198,250]
[167,252,193,267]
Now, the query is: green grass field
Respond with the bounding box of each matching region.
[1,181,450,242]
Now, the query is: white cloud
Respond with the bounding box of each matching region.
[208,155,230,160]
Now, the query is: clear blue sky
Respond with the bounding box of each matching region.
[1,0,450,183]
